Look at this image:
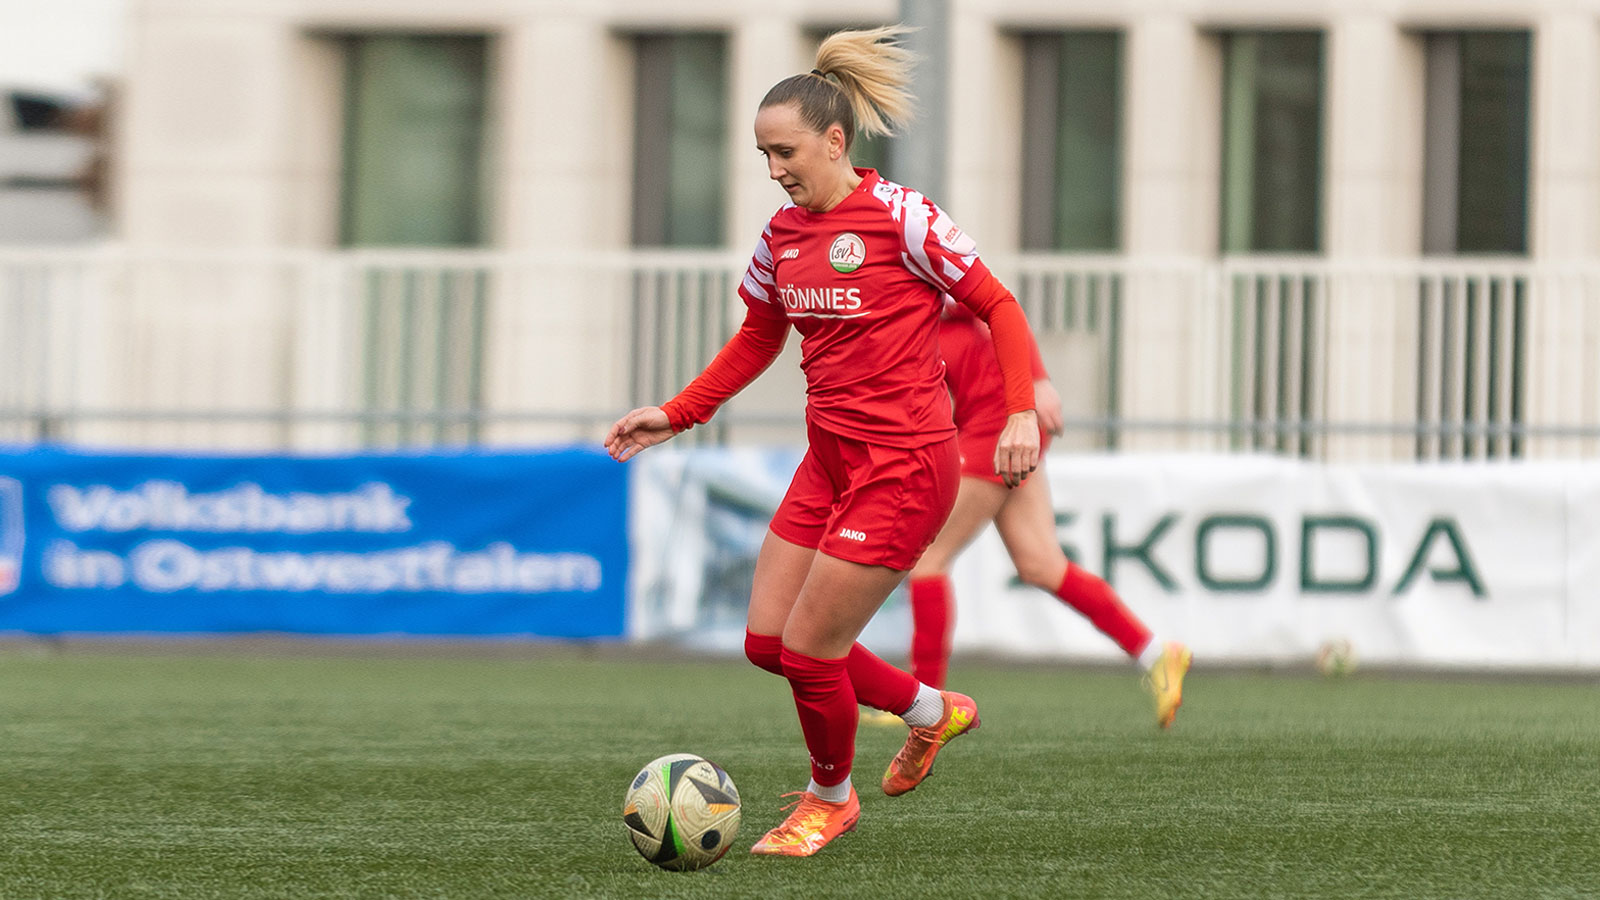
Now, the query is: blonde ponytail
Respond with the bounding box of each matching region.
[758,26,918,150]
[815,26,917,140]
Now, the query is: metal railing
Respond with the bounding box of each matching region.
[2,246,1598,460]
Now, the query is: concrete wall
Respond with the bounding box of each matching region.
[113,0,1597,259]
[96,0,1600,454]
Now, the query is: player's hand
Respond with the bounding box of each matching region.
[994,410,1040,488]
[1033,379,1065,437]
[604,406,675,462]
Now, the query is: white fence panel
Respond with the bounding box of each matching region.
[2,248,1598,459]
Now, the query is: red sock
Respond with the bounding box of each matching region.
[745,629,784,676]
[847,643,920,714]
[1055,565,1152,658]
[752,630,917,713]
[779,647,856,787]
[909,575,953,689]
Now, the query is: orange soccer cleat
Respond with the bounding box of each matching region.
[881,691,980,796]
[1145,641,1192,729]
[748,788,861,857]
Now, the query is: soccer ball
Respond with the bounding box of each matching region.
[1315,638,1357,677]
[622,753,741,871]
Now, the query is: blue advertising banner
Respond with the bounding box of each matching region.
[0,446,627,637]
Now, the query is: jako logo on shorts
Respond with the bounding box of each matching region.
[837,527,867,542]
[0,477,23,596]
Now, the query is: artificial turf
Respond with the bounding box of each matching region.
[0,643,1595,899]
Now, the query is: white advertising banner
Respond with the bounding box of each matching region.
[628,447,800,652]
[632,450,1600,670]
[953,455,1583,669]
[1563,467,1600,669]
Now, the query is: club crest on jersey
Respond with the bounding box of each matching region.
[829,233,866,273]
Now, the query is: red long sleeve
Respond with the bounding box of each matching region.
[942,297,1047,380]
[950,263,1037,416]
[659,307,788,432]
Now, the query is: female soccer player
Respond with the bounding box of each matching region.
[904,302,1191,727]
[605,26,1040,857]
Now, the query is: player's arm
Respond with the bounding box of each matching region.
[950,262,1040,486]
[604,307,788,462]
[1019,322,1064,437]
[1033,377,1064,437]
[902,198,1039,485]
[661,307,787,431]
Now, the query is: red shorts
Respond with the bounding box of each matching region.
[769,422,960,570]
[957,417,1053,485]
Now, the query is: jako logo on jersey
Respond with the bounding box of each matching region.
[779,284,862,312]
[0,477,24,596]
[780,248,799,260]
[837,527,867,542]
[829,232,866,273]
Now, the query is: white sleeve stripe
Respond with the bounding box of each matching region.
[742,230,777,303]
[900,252,935,285]
[940,259,967,285]
[899,192,944,288]
[741,273,771,303]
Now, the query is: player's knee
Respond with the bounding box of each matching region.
[910,551,954,579]
[1015,557,1065,591]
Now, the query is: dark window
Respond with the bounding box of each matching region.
[339,35,489,247]
[1220,32,1324,254]
[1020,31,1123,251]
[1423,32,1530,255]
[632,33,728,248]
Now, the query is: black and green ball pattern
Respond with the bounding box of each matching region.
[622,753,741,871]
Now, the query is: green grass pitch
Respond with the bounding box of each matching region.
[1,644,1596,899]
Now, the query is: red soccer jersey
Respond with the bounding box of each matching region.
[939,300,1050,434]
[938,302,1009,435]
[738,169,986,448]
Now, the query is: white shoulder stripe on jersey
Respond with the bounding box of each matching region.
[743,230,777,303]
[900,251,935,286]
[873,177,967,290]
[742,273,771,303]
[899,192,942,288]
[870,178,906,221]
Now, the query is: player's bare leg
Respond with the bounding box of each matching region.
[751,552,905,855]
[990,465,1069,591]
[896,478,1009,694]
[905,477,1002,680]
[910,477,1010,578]
[746,530,816,639]
[750,532,945,733]
[782,552,905,660]
[993,465,1189,727]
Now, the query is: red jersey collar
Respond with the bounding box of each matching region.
[794,167,880,221]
